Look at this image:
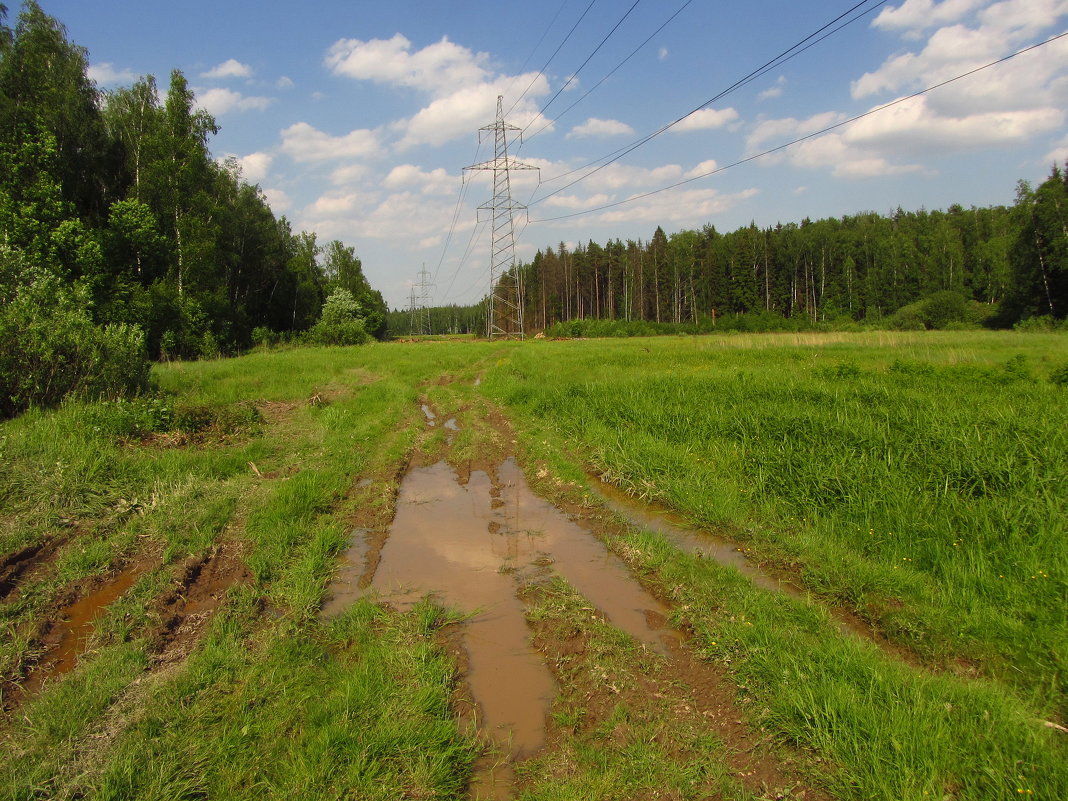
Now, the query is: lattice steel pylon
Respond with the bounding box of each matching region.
[415,265,434,335]
[464,96,539,339]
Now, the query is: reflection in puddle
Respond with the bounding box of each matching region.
[421,404,437,425]
[366,458,679,798]
[321,528,372,617]
[589,477,870,639]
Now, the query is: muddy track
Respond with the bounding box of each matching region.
[149,540,251,666]
[0,531,72,602]
[324,392,829,800]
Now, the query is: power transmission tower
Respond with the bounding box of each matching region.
[415,264,434,335]
[406,287,420,336]
[464,96,539,339]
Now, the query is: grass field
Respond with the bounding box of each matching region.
[1,331,1065,800]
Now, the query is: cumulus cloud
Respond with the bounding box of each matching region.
[395,73,551,150]
[280,122,381,162]
[235,152,273,183]
[201,59,254,79]
[383,164,457,194]
[276,76,295,89]
[872,0,984,34]
[88,62,138,86]
[1046,133,1068,164]
[589,187,760,227]
[567,118,635,139]
[262,188,292,212]
[325,34,490,95]
[324,33,553,150]
[196,88,273,115]
[671,108,739,132]
[759,76,786,101]
[330,164,369,186]
[658,47,669,61]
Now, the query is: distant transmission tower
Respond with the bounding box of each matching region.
[415,264,434,335]
[406,287,420,336]
[464,96,539,339]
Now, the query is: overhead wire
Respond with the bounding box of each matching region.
[431,138,484,291]
[529,30,1068,224]
[523,0,644,130]
[439,218,489,303]
[531,0,888,204]
[506,0,599,117]
[520,0,695,148]
[500,0,571,107]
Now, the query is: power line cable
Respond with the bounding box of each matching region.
[439,218,488,303]
[501,0,571,105]
[530,31,1068,223]
[532,0,887,202]
[431,139,484,285]
[524,0,644,129]
[506,0,599,117]
[521,0,695,147]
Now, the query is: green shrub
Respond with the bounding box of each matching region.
[306,289,371,346]
[0,263,151,418]
[1050,362,1068,387]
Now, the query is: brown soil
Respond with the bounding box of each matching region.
[148,540,252,665]
[4,552,158,711]
[0,530,71,602]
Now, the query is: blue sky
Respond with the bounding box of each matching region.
[15,0,1068,308]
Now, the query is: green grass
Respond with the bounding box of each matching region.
[486,330,1068,800]
[1,342,503,800]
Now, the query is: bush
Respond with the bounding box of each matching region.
[0,263,151,418]
[306,289,372,346]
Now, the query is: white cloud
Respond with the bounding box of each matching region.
[685,160,719,179]
[201,59,254,79]
[325,34,490,95]
[671,108,739,132]
[235,152,273,183]
[308,192,362,216]
[748,111,846,152]
[759,76,786,101]
[276,76,295,89]
[88,62,138,86]
[542,193,613,210]
[330,164,369,186]
[280,122,381,162]
[262,188,292,212]
[872,0,984,34]
[658,47,669,61]
[567,117,635,139]
[395,73,551,149]
[1046,133,1068,164]
[196,88,273,115]
[589,187,760,227]
[383,164,457,194]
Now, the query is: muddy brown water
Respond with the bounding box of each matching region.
[588,476,872,640]
[22,562,149,694]
[339,457,678,799]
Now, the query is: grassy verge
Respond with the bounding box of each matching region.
[1,343,501,800]
[486,330,1067,800]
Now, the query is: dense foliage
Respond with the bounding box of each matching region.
[392,167,1067,337]
[0,3,385,417]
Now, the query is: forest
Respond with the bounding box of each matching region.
[396,167,1068,336]
[0,2,386,416]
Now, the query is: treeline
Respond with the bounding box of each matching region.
[385,303,487,337]
[0,3,385,416]
[484,168,1064,337]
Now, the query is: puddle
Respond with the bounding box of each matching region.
[421,404,437,425]
[361,457,682,798]
[321,528,373,617]
[24,562,149,693]
[496,459,678,656]
[444,418,460,431]
[372,462,556,764]
[590,478,799,598]
[589,477,871,640]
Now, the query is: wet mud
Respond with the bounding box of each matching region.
[348,451,679,798]
[0,532,71,602]
[17,559,153,699]
[150,541,251,665]
[590,475,878,642]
